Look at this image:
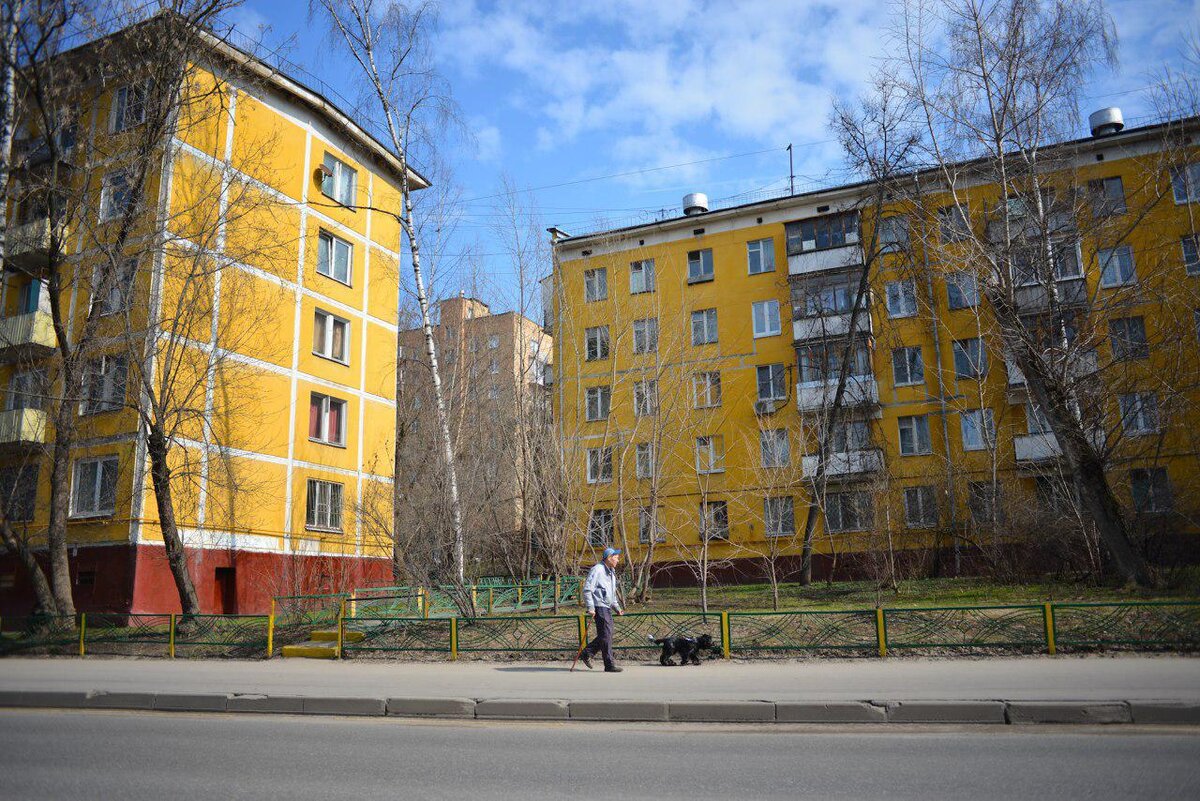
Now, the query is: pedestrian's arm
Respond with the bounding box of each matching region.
[582,565,598,613]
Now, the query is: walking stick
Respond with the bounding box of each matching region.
[570,642,586,672]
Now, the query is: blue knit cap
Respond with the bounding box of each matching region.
[602,547,622,560]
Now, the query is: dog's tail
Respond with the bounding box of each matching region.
[647,634,665,645]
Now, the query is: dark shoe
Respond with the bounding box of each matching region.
[604,665,623,673]
[579,652,593,670]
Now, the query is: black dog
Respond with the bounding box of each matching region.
[648,633,716,666]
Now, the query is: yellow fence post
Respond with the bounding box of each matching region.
[336,600,346,659]
[1044,602,1057,656]
[350,592,357,620]
[517,585,523,607]
[720,611,731,659]
[422,589,430,619]
[450,617,458,661]
[577,613,587,651]
[266,599,276,659]
[578,579,585,607]
[471,587,477,612]
[875,607,887,658]
[169,614,177,659]
[78,613,86,657]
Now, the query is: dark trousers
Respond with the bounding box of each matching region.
[583,607,616,668]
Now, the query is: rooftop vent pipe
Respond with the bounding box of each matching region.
[683,193,709,216]
[1089,107,1124,137]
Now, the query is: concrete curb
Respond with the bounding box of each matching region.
[2,691,1199,725]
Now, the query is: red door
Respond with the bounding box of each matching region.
[214,567,237,614]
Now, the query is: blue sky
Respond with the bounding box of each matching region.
[224,0,1200,313]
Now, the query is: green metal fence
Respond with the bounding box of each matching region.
[728,609,878,652]
[0,614,79,656]
[882,604,1048,650]
[1052,601,1200,649]
[173,614,269,657]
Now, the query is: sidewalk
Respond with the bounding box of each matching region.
[2,655,1198,724]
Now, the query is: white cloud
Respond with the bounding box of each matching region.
[474,122,502,162]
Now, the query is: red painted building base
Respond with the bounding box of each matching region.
[0,543,393,617]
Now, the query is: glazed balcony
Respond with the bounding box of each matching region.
[801,448,884,479]
[5,218,66,273]
[0,408,48,448]
[792,310,872,343]
[795,376,879,413]
[787,243,863,277]
[0,311,56,363]
[1013,432,1061,462]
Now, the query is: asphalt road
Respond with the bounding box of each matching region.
[2,709,1198,800]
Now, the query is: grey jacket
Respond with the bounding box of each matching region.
[582,562,621,613]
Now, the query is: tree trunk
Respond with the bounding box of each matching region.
[146,426,201,616]
[45,410,76,616]
[0,519,57,616]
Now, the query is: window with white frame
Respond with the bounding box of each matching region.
[489,358,500,375]
[99,170,134,222]
[764,496,795,537]
[313,309,350,363]
[798,342,872,384]
[952,337,987,379]
[95,257,137,315]
[305,478,344,531]
[584,325,610,361]
[8,369,46,411]
[1088,176,1127,217]
[946,271,978,309]
[1053,241,1084,279]
[585,386,611,421]
[1182,235,1199,275]
[802,284,854,317]
[693,371,722,408]
[309,392,347,446]
[699,500,729,540]
[1099,245,1136,287]
[752,300,781,338]
[784,212,859,254]
[80,355,127,414]
[638,506,666,544]
[70,456,118,517]
[826,490,871,531]
[695,435,725,474]
[898,414,931,456]
[635,442,656,480]
[687,248,714,283]
[486,385,500,400]
[1131,467,1172,513]
[960,408,996,451]
[903,486,938,528]
[937,204,970,242]
[968,481,1001,524]
[630,259,656,293]
[586,446,613,484]
[320,152,357,206]
[892,346,924,386]
[317,230,353,284]
[584,268,608,302]
[877,216,908,251]
[1170,163,1200,204]
[1119,392,1158,435]
[747,238,775,274]
[691,308,718,345]
[830,419,872,453]
[760,428,789,468]
[1109,316,1148,361]
[633,379,658,416]
[587,508,613,546]
[632,317,658,354]
[885,279,917,317]
[756,364,787,402]
[487,334,500,349]
[111,82,147,132]
[1026,402,1052,434]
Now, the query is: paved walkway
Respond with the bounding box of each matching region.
[1,654,1197,702]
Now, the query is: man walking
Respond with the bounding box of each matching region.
[579,547,624,672]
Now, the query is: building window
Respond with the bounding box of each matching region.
[1098,245,1136,288]
[687,249,714,283]
[633,317,659,354]
[747,238,775,274]
[70,456,118,518]
[756,364,787,402]
[946,271,978,309]
[885,279,917,318]
[320,152,357,206]
[952,337,987,379]
[585,386,611,421]
[898,415,932,456]
[903,486,938,528]
[937,204,970,242]
[313,309,350,363]
[638,506,665,544]
[831,419,871,453]
[1130,467,1172,513]
[635,442,656,480]
[80,355,127,414]
[586,446,613,484]
[309,393,347,446]
[960,408,996,451]
[691,308,718,345]
[587,509,614,546]
[802,284,854,317]
[1088,176,1126,217]
[826,490,871,532]
[761,428,790,468]
[305,478,344,531]
[1109,316,1148,361]
[877,216,908,251]
[99,170,134,222]
[752,300,781,338]
[584,268,608,302]
[693,371,722,408]
[1026,402,1053,434]
[892,346,924,387]
[633,379,658,416]
[785,212,859,254]
[317,230,353,285]
[1119,392,1158,435]
[95,257,137,315]
[695,435,725,474]
[700,500,729,540]
[8,369,46,411]
[111,82,147,132]
[968,481,1001,524]
[798,342,872,384]
[486,385,500,400]
[0,465,38,522]
[630,259,656,293]
[764,496,795,537]
[584,325,610,361]
[1170,163,1200,204]
[1182,235,1199,275]
[489,359,500,375]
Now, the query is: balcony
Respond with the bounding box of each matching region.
[795,376,879,413]
[788,244,863,277]
[802,448,884,479]
[1013,277,1088,313]
[5,218,65,273]
[1006,350,1098,390]
[792,310,872,343]
[1014,432,1061,462]
[0,408,47,448]
[0,311,56,362]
